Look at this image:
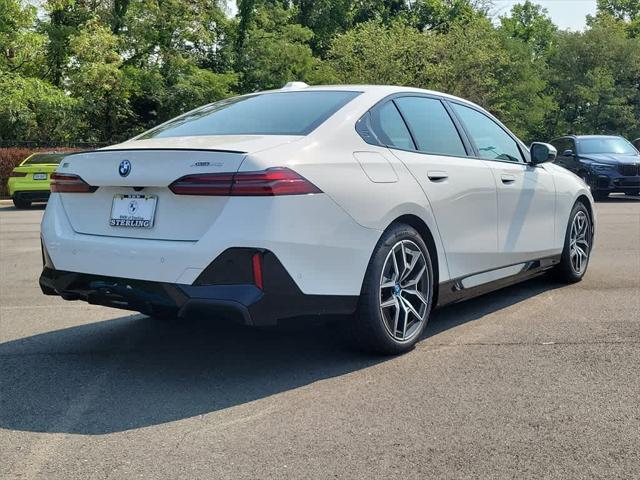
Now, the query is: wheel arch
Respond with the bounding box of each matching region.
[576,194,593,221]
[575,194,595,242]
[388,214,441,306]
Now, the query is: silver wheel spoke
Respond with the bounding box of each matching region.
[399,296,422,322]
[402,264,425,288]
[391,248,400,283]
[392,302,400,336]
[380,279,396,289]
[403,288,429,309]
[381,297,397,309]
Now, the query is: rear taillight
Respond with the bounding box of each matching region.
[169,167,322,196]
[50,173,96,193]
[168,173,235,196]
[9,171,27,177]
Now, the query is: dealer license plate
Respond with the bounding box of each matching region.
[33,173,47,180]
[110,194,157,228]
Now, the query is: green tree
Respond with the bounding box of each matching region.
[119,0,236,133]
[408,0,484,32]
[0,0,47,77]
[293,0,353,55]
[327,20,437,86]
[66,19,131,141]
[42,0,95,86]
[237,3,329,92]
[596,0,640,37]
[0,73,79,143]
[499,0,557,58]
[547,22,640,138]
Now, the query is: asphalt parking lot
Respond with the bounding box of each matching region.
[1,197,639,479]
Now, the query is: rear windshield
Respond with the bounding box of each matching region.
[139,91,361,139]
[23,153,66,165]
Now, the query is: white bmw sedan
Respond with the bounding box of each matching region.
[40,84,594,354]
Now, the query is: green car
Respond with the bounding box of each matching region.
[7,152,67,209]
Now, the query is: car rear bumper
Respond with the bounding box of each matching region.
[7,177,52,197]
[39,252,358,325]
[12,190,51,202]
[41,193,380,296]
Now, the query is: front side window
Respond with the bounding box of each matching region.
[139,91,361,138]
[452,103,523,163]
[394,97,467,157]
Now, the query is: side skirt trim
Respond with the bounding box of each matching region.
[436,255,561,307]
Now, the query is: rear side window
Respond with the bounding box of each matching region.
[366,101,415,150]
[452,103,523,163]
[394,97,467,157]
[140,91,361,138]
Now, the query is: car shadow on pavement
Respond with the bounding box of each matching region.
[0,275,562,435]
[425,275,564,338]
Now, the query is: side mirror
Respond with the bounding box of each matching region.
[530,142,557,165]
[562,149,575,157]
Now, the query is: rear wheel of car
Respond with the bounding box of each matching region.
[555,202,592,283]
[12,197,31,209]
[353,224,434,355]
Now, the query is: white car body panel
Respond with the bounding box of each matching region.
[488,161,558,265]
[41,84,594,321]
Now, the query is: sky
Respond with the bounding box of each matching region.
[491,0,598,31]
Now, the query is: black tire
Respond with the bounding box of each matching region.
[592,190,609,201]
[12,197,31,209]
[353,223,434,355]
[554,201,592,283]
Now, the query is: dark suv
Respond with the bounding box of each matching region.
[550,135,640,200]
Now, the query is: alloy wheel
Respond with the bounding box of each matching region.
[569,211,590,275]
[379,240,430,342]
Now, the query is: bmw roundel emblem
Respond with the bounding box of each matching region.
[119,159,131,177]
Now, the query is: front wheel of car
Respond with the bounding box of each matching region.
[353,224,434,355]
[555,202,592,283]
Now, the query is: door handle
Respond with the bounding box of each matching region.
[501,174,516,184]
[427,171,448,182]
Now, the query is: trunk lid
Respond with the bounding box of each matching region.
[57,136,300,241]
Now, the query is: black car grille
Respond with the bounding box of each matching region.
[618,164,639,176]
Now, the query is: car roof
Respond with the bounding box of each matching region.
[264,83,483,110]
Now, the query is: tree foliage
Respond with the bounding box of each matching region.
[1,0,639,145]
